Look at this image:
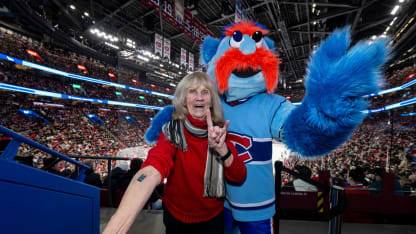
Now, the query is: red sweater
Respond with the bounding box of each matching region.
[142,115,246,223]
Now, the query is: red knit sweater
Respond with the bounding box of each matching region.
[142,115,246,223]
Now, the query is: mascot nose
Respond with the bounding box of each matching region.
[239,35,256,55]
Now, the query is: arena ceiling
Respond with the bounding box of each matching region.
[1,0,416,90]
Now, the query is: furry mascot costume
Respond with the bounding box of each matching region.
[145,21,390,233]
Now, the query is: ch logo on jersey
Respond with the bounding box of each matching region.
[228,132,273,164]
[228,132,253,163]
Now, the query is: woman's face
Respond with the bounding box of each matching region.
[185,81,211,121]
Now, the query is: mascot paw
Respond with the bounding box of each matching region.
[144,105,174,144]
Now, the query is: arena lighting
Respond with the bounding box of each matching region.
[154,70,174,79]
[365,97,416,113]
[84,12,89,17]
[77,65,87,70]
[390,17,398,26]
[365,74,416,97]
[0,83,163,110]
[26,49,38,57]
[0,53,173,98]
[104,42,119,49]
[137,54,149,62]
[391,5,400,15]
[33,102,65,108]
[404,73,415,80]
[401,113,416,116]
[69,5,76,10]
[26,49,42,62]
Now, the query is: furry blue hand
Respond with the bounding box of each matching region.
[144,105,174,144]
[283,27,391,157]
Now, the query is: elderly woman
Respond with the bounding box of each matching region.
[103,72,246,234]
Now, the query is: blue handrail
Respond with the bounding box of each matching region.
[0,125,90,181]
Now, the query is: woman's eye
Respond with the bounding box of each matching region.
[230,31,243,48]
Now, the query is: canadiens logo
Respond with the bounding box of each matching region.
[228,132,253,163]
[228,132,273,164]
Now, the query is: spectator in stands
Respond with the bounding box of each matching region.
[102,160,128,189]
[368,168,384,194]
[42,157,62,176]
[103,72,246,234]
[345,167,370,195]
[83,159,102,187]
[293,165,317,192]
[118,158,143,190]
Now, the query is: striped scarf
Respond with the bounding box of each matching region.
[162,118,225,198]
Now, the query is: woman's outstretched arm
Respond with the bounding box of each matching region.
[102,166,161,234]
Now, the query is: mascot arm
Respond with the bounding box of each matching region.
[144,106,174,144]
[281,27,390,158]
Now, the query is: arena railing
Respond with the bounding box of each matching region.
[274,161,346,234]
[0,125,90,181]
[68,155,136,207]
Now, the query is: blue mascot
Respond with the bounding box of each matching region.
[145,21,390,233]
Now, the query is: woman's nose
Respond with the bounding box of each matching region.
[196,92,203,99]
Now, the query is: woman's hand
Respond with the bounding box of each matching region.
[206,108,230,156]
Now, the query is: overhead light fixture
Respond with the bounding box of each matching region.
[389,17,397,26]
[69,5,76,10]
[391,5,400,15]
[84,12,89,17]
[137,54,149,62]
[399,0,404,2]
[104,42,119,49]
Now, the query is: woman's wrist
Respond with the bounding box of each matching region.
[220,147,232,162]
[215,145,228,157]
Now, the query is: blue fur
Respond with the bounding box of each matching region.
[283,27,391,157]
[264,37,275,51]
[201,36,220,64]
[144,105,174,144]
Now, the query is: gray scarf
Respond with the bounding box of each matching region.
[162,118,225,198]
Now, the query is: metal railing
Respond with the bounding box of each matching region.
[274,161,346,234]
[0,125,90,182]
